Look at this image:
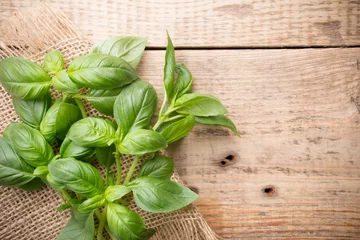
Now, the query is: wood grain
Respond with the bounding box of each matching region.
[137,48,360,238]
[1,0,360,47]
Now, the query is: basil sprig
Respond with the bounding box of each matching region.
[0,34,238,239]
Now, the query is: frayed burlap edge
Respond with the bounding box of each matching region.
[0,3,220,240]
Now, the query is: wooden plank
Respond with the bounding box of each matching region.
[1,0,360,47]
[137,48,360,238]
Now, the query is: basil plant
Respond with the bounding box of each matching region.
[0,34,238,240]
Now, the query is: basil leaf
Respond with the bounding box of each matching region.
[43,50,64,74]
[67,117,116,147]
[169,63,193,102]
[68,53,138,89]
[55,102,83,140]
[159,114,195,144]
[57,209,95,240]
[7,123,54,167]
[60,137,95,162]
[46,173,65,190]
[90,36,146,69]
[40,100,82,142]
[106,203,155,240]
[0,138,35,187]
[105,185,131,202]
[164,33,175,99]
[195,115,240,136]
[137,155,174,180]
[19,177,45,191]
[175,93,227,116]
[95,145,115,170]
[78,194,105,212]
[48,158,104,198]
[87,88,122,116]
[118,129,167,155]
[12,92,52,130]
[0,57,51,99]
[57,204,71,212]
[52,70,79,93]
[33,166,49,178]
[127,176,198,213]
[107,172,115,186]
[114,80,157,139]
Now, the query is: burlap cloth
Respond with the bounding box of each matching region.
[0,4,219,240]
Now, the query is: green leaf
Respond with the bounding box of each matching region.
[78,194,105,212]
[90,36,147,69]
[44,50,64,74]
[67,117,116,148]
[169,63,193,102]
[175,93,227,116]
[46,173,65,190]
[57,209,95,240]
[48,158,104,198]
[60,137,95,162]
[195,115,240,136]
[57,203,71,212]
[87,88,122,116]
[40,100,82,142]
[159,114,195,144]
[106,203,155,240]
[55,101,83,140]
[52,70,79,93]
[0,57,51,99]
[19,177,45,191]
[138,155,174,180]
[6,123,54,167]
[164,33,175,99]
[68,53,138,89]
[33,166,49,177]
[107,172,115,186]
[0,138,35,187]
[12,92,52,130]
[95,145,115,170]
[105,185,131,202]
[114,80,157,139]
[127,176,198,213]
[118,129,167,155]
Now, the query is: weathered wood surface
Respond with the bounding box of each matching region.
[138,49,360,238]
[1,0,360,47]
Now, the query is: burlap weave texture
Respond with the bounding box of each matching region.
[0,4,219,240]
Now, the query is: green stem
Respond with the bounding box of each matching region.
[153,106,181,131]
[105,168,109,188]
[72,93,89,99]
[74,99,87,118]
[95,210,116,240]
[97,205,107,240]
[163,114,184,123]
[115,154,122,185]
[123,155,140,185]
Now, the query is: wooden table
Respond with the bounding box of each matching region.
[2,1,360,239]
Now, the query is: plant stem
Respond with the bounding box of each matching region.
[115,154,122,185]
[123,155,140,185]
[72,93,89,99]
[153,106,181,131]
[163,114,184,123]
[95,210,116,240]
[97,205,107,240]
[74,99,87,118]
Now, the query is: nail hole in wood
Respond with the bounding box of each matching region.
[262,185,277,197]
[225,155,234,161]
[218,152,238,167]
